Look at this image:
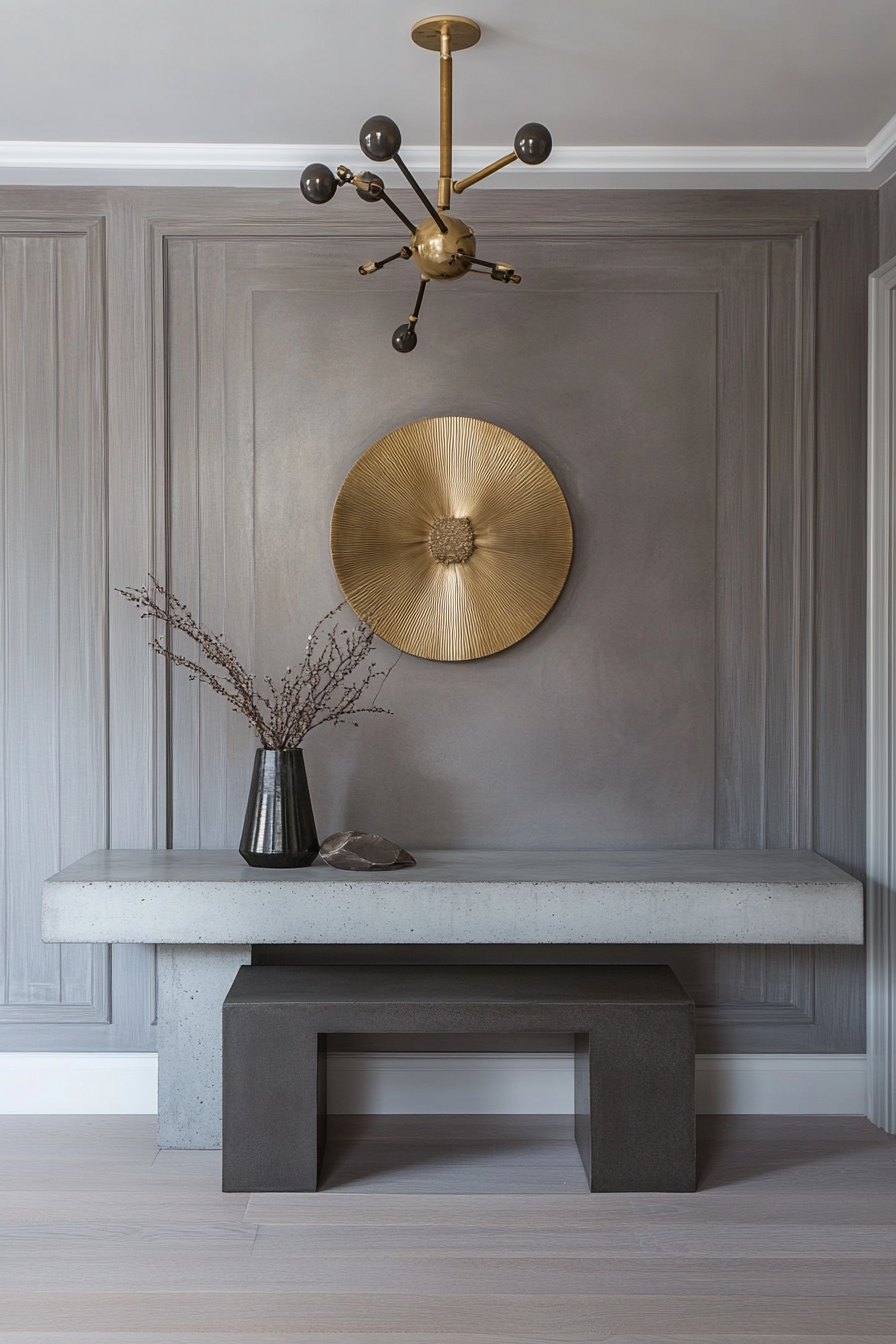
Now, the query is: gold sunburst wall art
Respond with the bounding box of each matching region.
[330,416,573,661]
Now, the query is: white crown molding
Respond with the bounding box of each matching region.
[0,140,870,172]
[0,141,349,170]
[0,138,894,189]
[0,1050,866,1117]
[865,110,896,169]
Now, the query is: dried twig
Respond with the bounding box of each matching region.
[117,576,395,748]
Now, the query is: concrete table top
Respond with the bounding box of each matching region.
[42,847,863,946]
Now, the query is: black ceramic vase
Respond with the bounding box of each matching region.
[239,748,319,868]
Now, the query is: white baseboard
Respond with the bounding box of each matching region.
[0,1053,158,1114]
[328,1051,868,1116]
[328,1052,574,1114]
[694,1053,867,1116]
[0,1050,867,1116]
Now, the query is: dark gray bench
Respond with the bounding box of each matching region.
[221,963,695,1193]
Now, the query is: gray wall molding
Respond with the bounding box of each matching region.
[867,255,896,1131]
[0,196,156,1050]
[0,216,112,1033]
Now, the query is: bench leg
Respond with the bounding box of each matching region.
[222,1006,326,1192]
[573,1030,593,1183]
[575,1005,695,1193]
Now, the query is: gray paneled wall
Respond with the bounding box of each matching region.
[0,188,876,1054]
[0,209,154,1050]
[880,174,896,267]
[0,227,108,1026]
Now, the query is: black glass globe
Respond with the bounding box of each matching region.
[360,115,402,162]
[300,163,338,204]
[355,171,384,202]
[514,122,552,165]
[392,323,418,353]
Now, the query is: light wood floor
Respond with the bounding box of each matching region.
[0,1114,895,1342]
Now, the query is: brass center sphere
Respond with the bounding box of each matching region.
[429,516,475,564]
[412,214,475,281]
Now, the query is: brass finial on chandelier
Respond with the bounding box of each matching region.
[300,16,552,353]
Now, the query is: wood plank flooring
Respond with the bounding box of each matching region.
[0,1115,894,1341]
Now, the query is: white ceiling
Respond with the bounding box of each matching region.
[2,0,896,187]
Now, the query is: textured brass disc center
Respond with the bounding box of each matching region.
[429,515,475,564]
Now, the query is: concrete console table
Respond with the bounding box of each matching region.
[42,848,863,1149]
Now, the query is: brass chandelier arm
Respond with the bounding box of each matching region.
[369,191,418,235]
[366,188,418,234]
[409,277,428,328]
[359,247,413,276]
[391,277,430,352]
[392,152,448,233]
[467,256,522,283]
[454,151,518,194]
[339,168,419,234]
[439,24,453,211]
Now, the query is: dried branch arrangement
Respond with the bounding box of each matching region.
[118,576,394,749]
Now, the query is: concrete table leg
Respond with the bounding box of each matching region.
[156,944,250,1149]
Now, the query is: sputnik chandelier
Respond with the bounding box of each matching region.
[300,14,552,353]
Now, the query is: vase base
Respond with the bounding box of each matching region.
[239,849,319,869]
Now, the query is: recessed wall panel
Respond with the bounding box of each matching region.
[0,226,108,1026]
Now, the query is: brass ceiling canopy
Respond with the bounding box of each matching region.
[299,16,552,353]
[331,417,573,661]
[411,14,482,51]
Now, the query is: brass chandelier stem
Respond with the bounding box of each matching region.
[439,23,453,211]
